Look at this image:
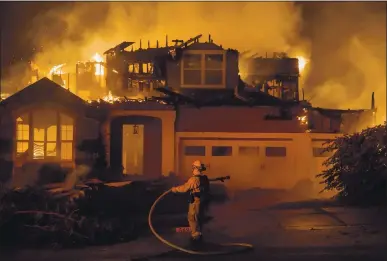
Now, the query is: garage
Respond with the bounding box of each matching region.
[178,137,297,189]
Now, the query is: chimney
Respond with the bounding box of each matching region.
[148,40,150,49]
[157,40,159,48]
[140,39,142,49]
[166,35,168,47]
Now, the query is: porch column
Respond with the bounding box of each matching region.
[161,113,175,176]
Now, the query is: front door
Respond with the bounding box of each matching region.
[122,124,144,175]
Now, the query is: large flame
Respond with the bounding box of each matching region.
[297,56,308,73]
[49,63,66,75]
[92,53,104,76]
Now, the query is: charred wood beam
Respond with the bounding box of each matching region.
[177,34,203,48]
[104,41,135,55]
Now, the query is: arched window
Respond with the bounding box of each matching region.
[16,114,30,157]
[15,110,74,161]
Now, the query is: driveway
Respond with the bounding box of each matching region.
[3,189,387,261]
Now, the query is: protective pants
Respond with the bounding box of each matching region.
[188,198,202,239]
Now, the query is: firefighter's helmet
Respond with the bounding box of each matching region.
[193,160,206,171]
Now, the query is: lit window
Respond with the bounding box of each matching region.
[16,142,29,154]
[32,110,57,160]
[15,111,75,161]
[60,113,74,160]
[16,115,30,158]
[61,142,73,160]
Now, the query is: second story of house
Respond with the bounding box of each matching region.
[103,34,239,98]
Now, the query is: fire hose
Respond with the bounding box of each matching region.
[148,189,254,255]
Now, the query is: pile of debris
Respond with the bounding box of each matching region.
[0,173,188,249]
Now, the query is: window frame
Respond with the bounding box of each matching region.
[184,146,206,156]
[238,146,260,156]
[265,146,287,158]
[181,50,226,88]
[14,110,75,163]
[211,146,233,157]
[16,115,30,157]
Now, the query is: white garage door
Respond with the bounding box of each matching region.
[179,138,296,189]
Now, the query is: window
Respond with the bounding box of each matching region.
[212,146,232,156]
[204,54,223,85]
[16,115,29,158]
[313,147,332,158]
[184,146,205,156]
[32,110,57,160]
[46,125,57,157]
[239,146,259,156]
[60,113,74,160]
[182,51,225,87]
[183,54,202,85]
[14,110,74,161]
[265,147,286,157]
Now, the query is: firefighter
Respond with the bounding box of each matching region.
[171,160,210,243]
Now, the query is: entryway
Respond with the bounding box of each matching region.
[110,116,162,177]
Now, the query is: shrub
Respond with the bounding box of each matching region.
[317,123,387,205]
[37,163,68,185]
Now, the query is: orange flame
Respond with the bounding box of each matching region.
[92,53,104,76]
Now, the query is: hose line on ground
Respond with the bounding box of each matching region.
[148,189,254,255]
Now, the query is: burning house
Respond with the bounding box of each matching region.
[239,52,300,101]
[103,34,238,99]
[0,34,376,197]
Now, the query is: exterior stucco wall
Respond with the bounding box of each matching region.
[105,109,176,176]
[176,106,304,133]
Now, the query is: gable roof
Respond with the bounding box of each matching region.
[0,77,88,112]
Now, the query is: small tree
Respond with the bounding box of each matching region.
[317,123,387,205]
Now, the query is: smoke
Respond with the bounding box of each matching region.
[4,2,385,125]
[2,2,305,87]
[301,2,386,125]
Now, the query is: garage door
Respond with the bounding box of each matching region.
[179,138,296,189]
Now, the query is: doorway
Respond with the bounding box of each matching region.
[122,124,144,175]
[110,116,162,178]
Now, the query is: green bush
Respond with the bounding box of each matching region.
[317,123,387,205]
